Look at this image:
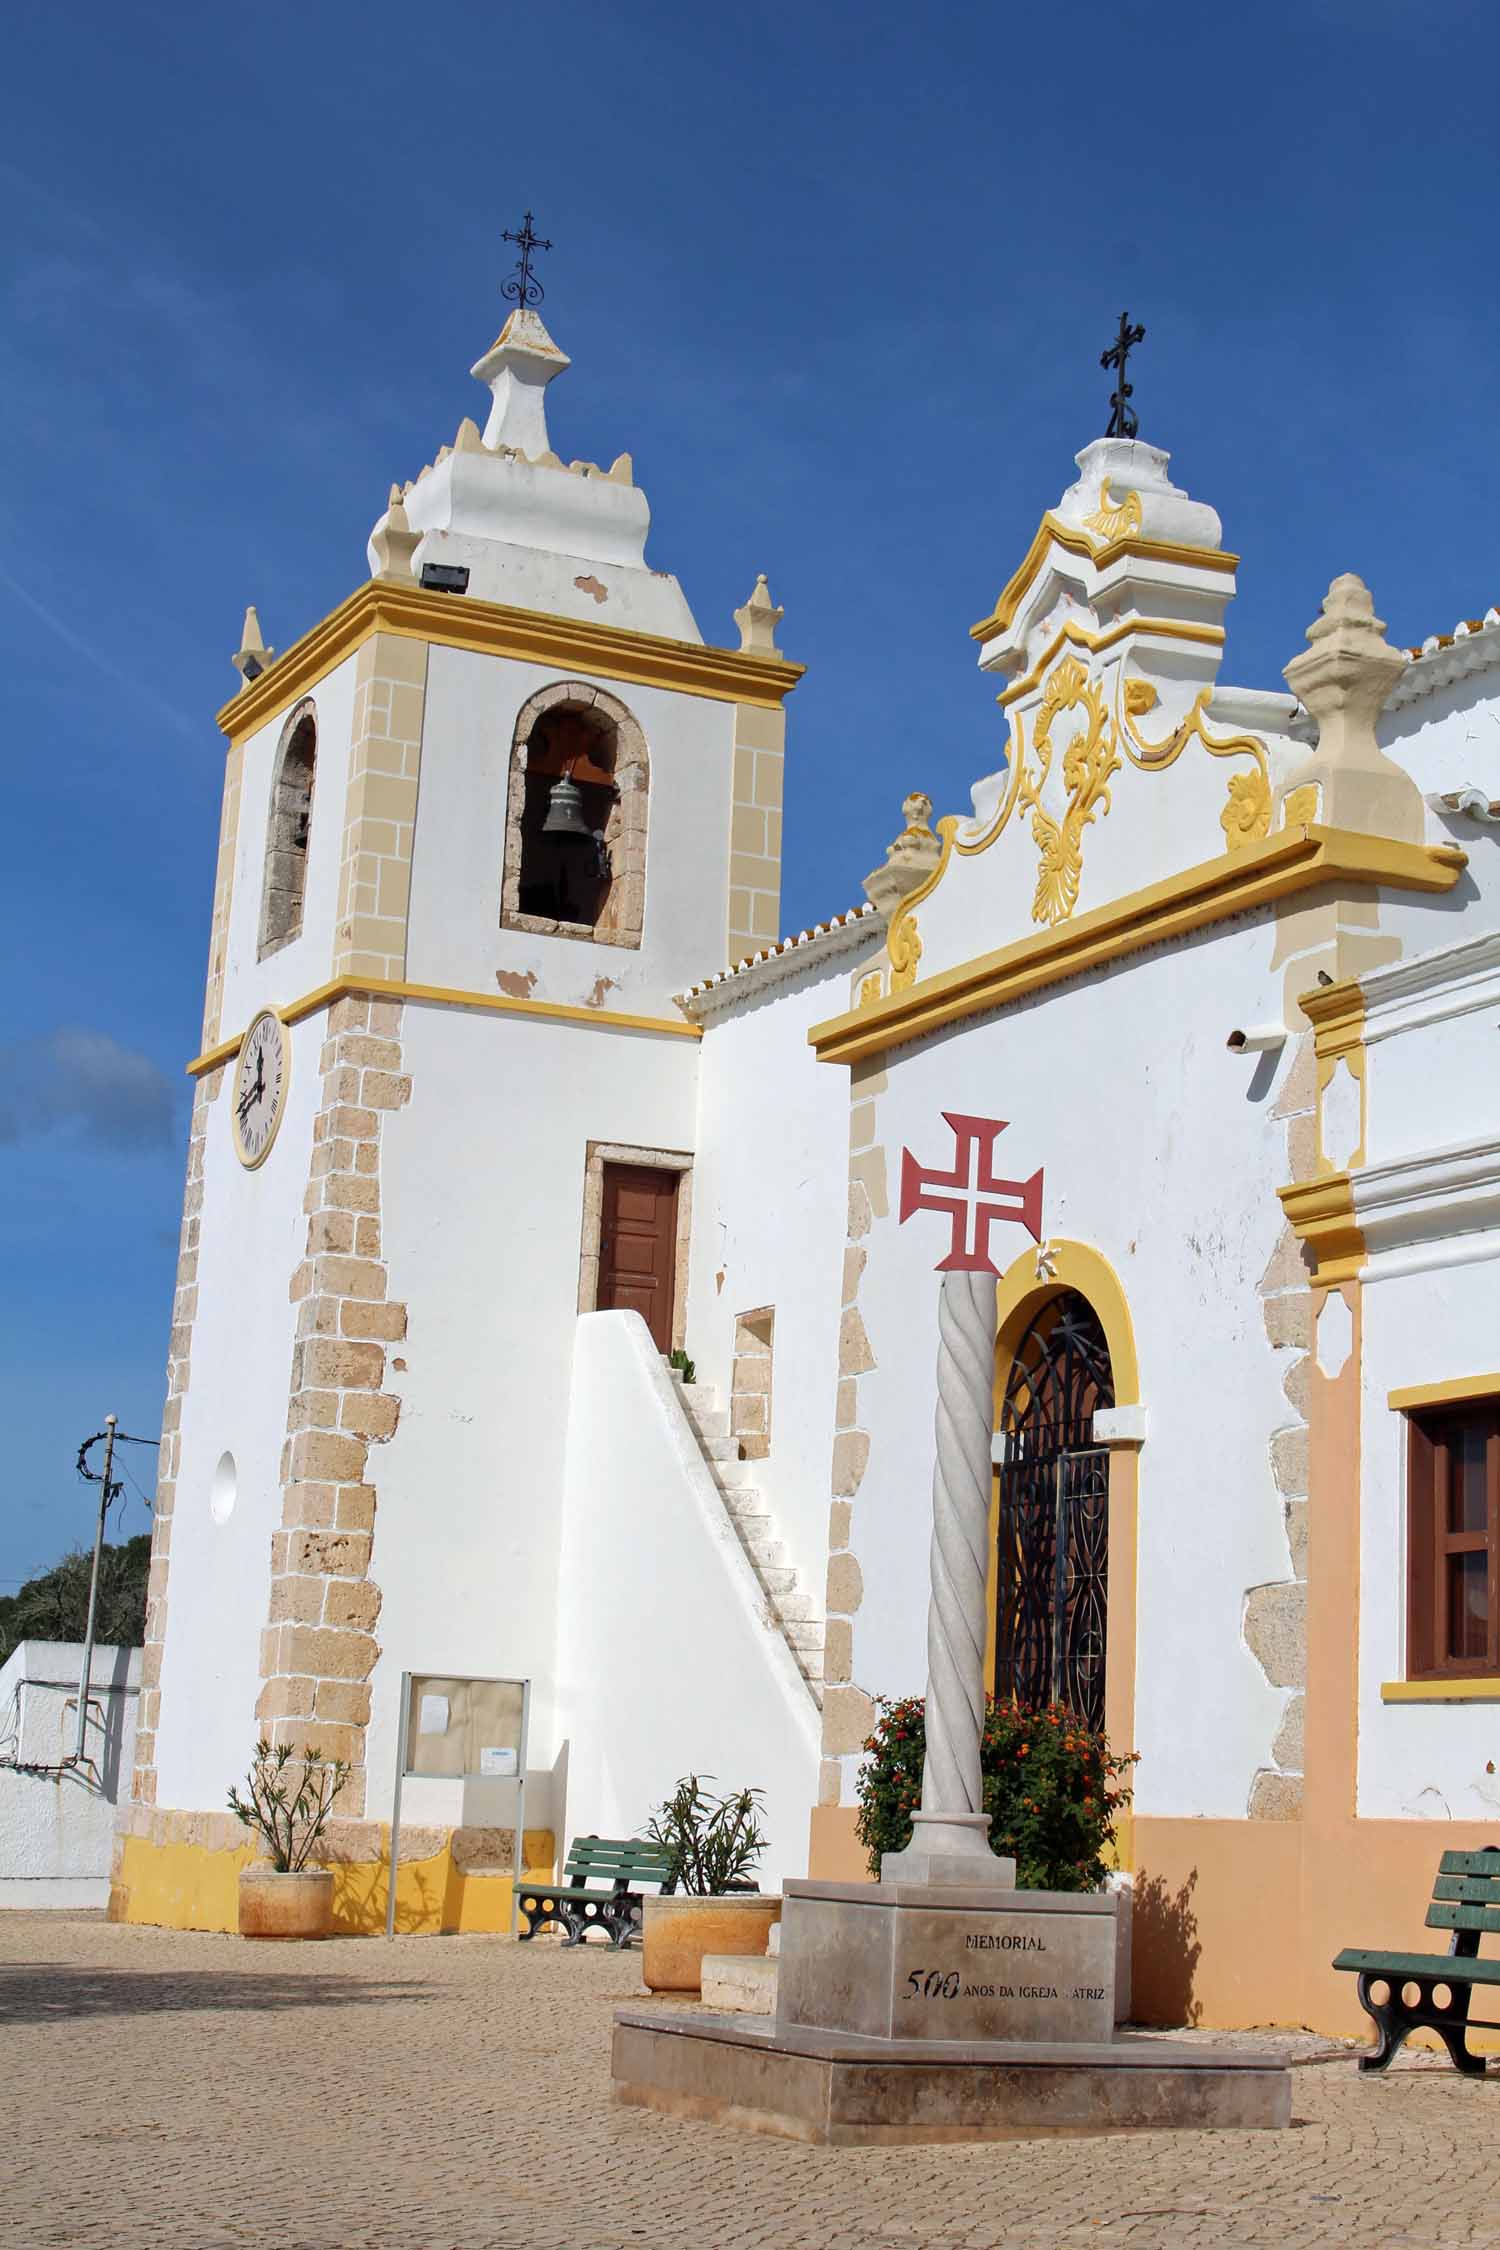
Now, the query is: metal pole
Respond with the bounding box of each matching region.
[386,1672,411,1940]
[512,1678,531,1938]
[73,1415,116,1767]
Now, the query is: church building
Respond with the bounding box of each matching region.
[110,281,1500,2036]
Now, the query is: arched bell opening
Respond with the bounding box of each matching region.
[517,704,618,928]
[501,683,649,948]
[994,1289,1115,1730]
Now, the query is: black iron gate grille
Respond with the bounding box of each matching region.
[995,1293,1114,1732]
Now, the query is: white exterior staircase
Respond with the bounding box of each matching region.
[669,1371,824,1707]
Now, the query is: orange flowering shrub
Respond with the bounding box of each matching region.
[853,1693,1135,1892]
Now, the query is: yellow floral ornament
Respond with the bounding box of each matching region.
[1015,656,1122,926]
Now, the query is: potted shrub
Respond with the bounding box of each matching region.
[228,1737,350,1939]
[640,1774,779,1992]
[854,1694,1135,1889]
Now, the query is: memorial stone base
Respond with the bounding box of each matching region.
[611,1878,1292,2144]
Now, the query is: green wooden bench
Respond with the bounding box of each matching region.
[1334,1846,1500,2074]
[517,1835,676,1949]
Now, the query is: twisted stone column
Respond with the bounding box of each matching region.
[881,1269,1016,1889]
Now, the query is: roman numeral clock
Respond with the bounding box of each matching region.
[232,1009,290,1168]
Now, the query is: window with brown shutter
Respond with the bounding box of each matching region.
[1406,1403,1500,1680]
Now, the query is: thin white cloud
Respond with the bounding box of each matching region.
[0,1029,179,1152]
[0,567,200,741]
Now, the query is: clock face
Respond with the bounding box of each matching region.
[232,1010,289,1168]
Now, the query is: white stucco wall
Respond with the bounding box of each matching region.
[848,914,1301,1820]
[363,1001,700,1836]
[0,1643,140,1904]
[1354,928,1500,1820]
[218,653,358,1035]
[154,1014,324,1810]
[555,1312,820,1886]
[685,932,883,1599]
[407,646,737,1014]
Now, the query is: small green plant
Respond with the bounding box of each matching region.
[228,1738,350,1872]
[668,1348,697,1384]
[645,1773,766,1894]
[854,1695,1135,1893]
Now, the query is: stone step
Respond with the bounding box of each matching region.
[757,1565,797,1596]
[698,1434,738,1463]
[783,1619,824,1651]
[688,1407,731,1440]
[715,1459,759,1490]
[742,1532,785,1568]
[772,1591,817,1623]
[676,1379,721,1412]
[700,1952,778,2016]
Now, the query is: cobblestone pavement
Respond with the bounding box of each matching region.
[5,1912,1498,2250]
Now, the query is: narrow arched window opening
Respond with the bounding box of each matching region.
[259,706,317,956]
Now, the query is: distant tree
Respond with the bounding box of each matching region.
[0,1534,152,1668]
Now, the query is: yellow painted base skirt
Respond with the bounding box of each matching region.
[110,1827,556,1937]
[808,1805,1500,2043]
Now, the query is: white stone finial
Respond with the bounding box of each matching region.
[369,485,421,583]
[231,604,275,691]
[469,308,571,456]
[733,573,784,657]
[863,792,942,911]
[1281,572,1423,842]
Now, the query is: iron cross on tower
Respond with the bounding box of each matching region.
[1101,310,1146,439]
[500,210,553,313]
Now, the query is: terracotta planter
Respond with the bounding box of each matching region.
[642,1892,780,1993]
[238,1866,335,1940]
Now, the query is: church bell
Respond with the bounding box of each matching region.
[541,774,593,843]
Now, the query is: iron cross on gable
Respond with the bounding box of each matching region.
[1101,310,1145,439]
[501,210,553,313]
[899,1113,1044,1274]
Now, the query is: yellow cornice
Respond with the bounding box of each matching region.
[216,580,805,744]
[1381,1678,1500,1704]
[1388,1373,1500,1413]
[809,827,1467,1067]
[970,513,1240,645]
[997,616,1225,709]
[1277,1170,1364,1287]
[187,975,701,1076]
[1299,974,1367,1065]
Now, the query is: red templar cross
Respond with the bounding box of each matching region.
[898,1112,1044,1274]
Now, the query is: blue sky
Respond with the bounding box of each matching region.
[2,0,1496,1589]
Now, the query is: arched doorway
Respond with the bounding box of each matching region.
[994,1290,1114,1728]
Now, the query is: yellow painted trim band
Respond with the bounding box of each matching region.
[997,616,1226,708]
[111,1828,557,1935]
[188,976,701,1076]
[811,826,1466,1066]
[1277,1170,1365,1286]
[1381,1679,1500,1704]
[970,512,1240,643]
[218,581,804,744]
[1388,1374,1500,1413]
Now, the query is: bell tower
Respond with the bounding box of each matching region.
[115,270,804,1930]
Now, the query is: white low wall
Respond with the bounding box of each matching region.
[555,1312,820,1889]
[0,1642,140,1906]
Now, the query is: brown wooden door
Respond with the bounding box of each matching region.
[598,1164,678,1354]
